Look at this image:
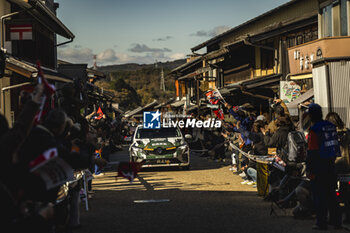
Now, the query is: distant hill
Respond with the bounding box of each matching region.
[94,59,186,110]
[97,59,186,73]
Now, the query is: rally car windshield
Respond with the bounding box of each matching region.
[136,128,181,139]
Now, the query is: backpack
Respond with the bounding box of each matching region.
[286,131,307,163]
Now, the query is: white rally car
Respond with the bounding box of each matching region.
[129,125,190,169]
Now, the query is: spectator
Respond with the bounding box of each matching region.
[263,115,294,189]
[224,102,255,174]
[306,103,342,230]
[325,112,350,224]
[238,120,268,188]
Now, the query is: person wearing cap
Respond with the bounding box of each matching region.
[306,103,342,230]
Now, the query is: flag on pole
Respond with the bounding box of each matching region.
[214,88,226,103]
[206,90,221,105]
[213,109,225,120]
[35,61,56,123]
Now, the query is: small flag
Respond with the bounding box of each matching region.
[206,90,222,105]
[95,107,104,120]
[209,98,220,105]
[117,162,142,183]
[35,61,56,123]
[213,109,224,120]
[29,147,58,170]
[205,91,213,99]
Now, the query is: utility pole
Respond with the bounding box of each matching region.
[93,55,97,70]
[160,69,166,91]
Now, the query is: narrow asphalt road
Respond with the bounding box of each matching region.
[74,146,349,233]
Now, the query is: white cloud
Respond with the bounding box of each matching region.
[129,43,172,53]
[169,53,186,60]
[191,25,231,37]
[153,36,173,42]
[58,47,184,66]
[57,47,94,64]
[96,49,119,64]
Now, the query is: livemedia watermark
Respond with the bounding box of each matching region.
[143,111,222,129]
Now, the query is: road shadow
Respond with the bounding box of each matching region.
[74,187,344,233]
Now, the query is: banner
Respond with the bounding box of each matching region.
[30,156,74,190]
[229,142,285,171]
[280,81,301,103]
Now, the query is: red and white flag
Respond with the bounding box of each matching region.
[35,61,56,123]
[10,24,33,40]
[213,109,225,120]
[29,147,58,170]
[117,162,142,183]
[206,90,221,105]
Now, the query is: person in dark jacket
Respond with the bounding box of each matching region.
[306,104,342,230]
[238,120,268,187]
[263,115,294,155]
[262,115,294,191]
[0,83,56,233]
[325,112,350,224]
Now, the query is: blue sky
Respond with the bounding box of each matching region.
[56,0,290,66]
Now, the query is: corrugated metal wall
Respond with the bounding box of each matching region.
[328,61,350,128]
[312,65,330,118]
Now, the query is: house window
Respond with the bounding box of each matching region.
[260,48,274,70]
[341,0,348,36]
[322,5,333,37]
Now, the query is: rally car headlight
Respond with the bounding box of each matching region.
[132,146,147,159]
[178,144,188,151]
[132,146,144,153]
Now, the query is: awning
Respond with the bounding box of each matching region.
[242,73,282,89]
[290,73,313,80]
[124,107,142,118]
[178,66,212,81]
[218,84,240,96]
[8,0,74,39]
[178,72,196,81]
[286,88,314,116]
[218,74,281,97]
[6,57,73,83]
[249,14,317,43]
[41,67,73,83]
[171,100,186,108]
[5,57,37,78]
[203,48,229,60]
[170,57,202,74]
[154,98,175,109]
[124,100,158,118]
